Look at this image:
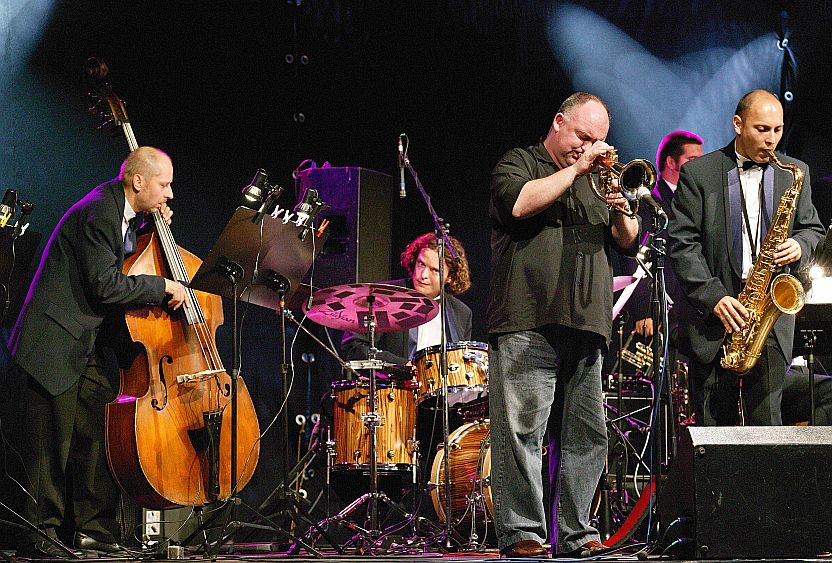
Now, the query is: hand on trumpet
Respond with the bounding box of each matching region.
[573,141,614,176]
[604,183,631,212]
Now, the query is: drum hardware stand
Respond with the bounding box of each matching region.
[401,135,467,550]
[304,297,415,553]
[187,206,329,556]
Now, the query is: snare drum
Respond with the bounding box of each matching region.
[331,379,418,471]
[430,419,493,527]
[412,341,489,400]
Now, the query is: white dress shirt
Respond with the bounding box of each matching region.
[736,153,765,280]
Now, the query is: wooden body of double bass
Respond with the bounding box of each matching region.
[105,232,261,509]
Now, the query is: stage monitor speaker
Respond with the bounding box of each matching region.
[297,167,393,289]
[658,426,832,558]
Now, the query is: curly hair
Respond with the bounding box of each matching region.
[400,233,471,295]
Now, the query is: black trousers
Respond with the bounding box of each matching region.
[691,338,787,426]
[5,358,119,546]
[782,365,832,425]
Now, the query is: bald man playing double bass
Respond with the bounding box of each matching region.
[5,147,187,557]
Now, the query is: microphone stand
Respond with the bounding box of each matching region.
[647,213,670,548]
[401,149,465,549]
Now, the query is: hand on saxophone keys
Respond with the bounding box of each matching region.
[714,296,749,333]
[773,237,802,266]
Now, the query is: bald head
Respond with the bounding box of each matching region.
[545,92,610,169]
[733,90,784,162]
[120,146,174,213]
[119,146,171,184]
[734,89,781,119]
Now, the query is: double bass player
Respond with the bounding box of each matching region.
[6,147,187,557]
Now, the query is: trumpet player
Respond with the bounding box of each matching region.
[488,92,639,558]
[669,89,824,426]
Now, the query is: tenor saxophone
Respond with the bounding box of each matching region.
[720,150,806,374]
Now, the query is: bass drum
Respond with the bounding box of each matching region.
[430,419,493,527]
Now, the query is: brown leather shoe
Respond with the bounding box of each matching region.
[558,540,612,558]
[501,539,549,558]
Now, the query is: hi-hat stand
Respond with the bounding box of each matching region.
[304,293,420,553]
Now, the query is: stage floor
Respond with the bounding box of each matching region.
[8,540,832,562]
[8,549,832,562]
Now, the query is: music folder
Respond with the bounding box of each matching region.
[190,206,326,312]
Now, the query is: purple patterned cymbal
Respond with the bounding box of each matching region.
[303,283,438,333]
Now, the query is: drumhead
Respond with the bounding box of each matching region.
[412,340,489,361]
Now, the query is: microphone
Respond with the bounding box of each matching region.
[0,189,17,228]
[398,136,406,199]
[636,186,667,218]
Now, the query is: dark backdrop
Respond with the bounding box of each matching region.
[2,0,831,514]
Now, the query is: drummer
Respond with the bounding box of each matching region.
[341,232,473,366]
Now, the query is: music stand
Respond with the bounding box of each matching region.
[795,302,832,426]
[188,206,335,555]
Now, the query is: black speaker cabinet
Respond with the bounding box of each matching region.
[658,426,832,558]
[297,167,393,289]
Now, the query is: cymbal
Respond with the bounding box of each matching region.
[613,275,637,292]
[303,283,438,333]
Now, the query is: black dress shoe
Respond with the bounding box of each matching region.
[73,532,130,555]
[16,539,74,559]
[501,539,549,558]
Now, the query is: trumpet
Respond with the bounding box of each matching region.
[588,148,657,217]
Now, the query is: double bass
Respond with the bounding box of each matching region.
[87,59,261,509]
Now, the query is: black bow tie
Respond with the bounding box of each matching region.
[741,160,769,171]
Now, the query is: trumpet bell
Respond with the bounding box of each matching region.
[590,152,657,216]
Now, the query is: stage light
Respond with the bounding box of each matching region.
[809,264,825,279]
[547,3,782,160]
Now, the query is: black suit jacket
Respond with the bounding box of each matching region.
[669,142,824,364]
[9,179,166,396]
[341,278,473,364]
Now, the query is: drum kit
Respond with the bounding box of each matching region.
[301,282,494,552]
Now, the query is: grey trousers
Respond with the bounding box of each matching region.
[489,325,607,553]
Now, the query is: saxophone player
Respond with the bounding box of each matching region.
[669,89,824,426]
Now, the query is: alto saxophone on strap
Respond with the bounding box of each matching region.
[720,150,805,374]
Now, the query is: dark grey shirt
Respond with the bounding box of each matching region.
[487,142,639,340]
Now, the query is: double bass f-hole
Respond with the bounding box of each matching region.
[150,355,173,411]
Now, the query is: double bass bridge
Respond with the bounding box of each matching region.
[176,369,225,385]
